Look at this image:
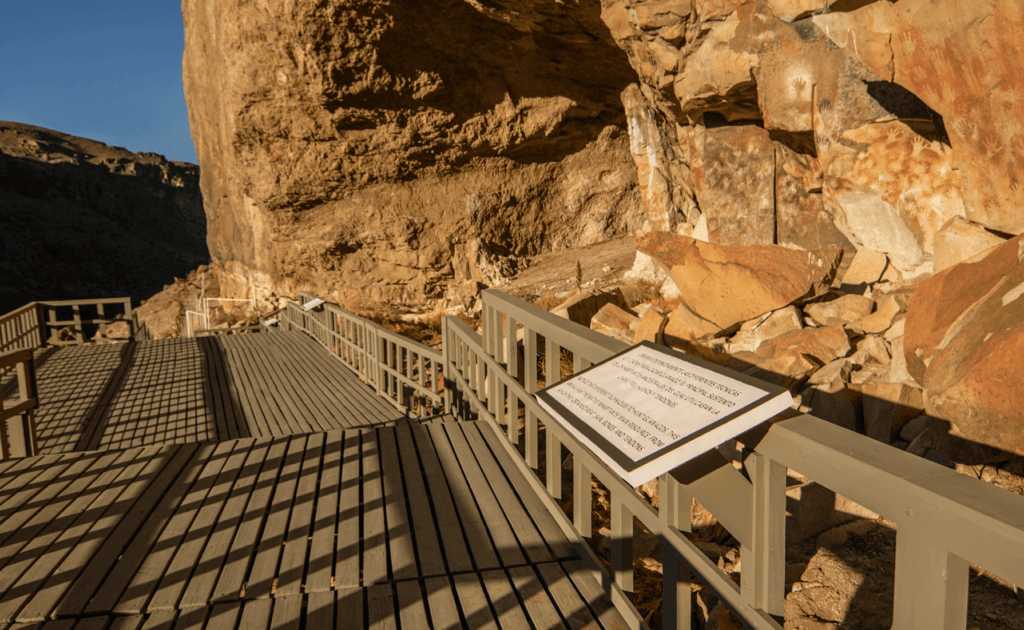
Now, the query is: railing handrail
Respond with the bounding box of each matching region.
[0,347,39,458]
[281,293,443,417]
[447,288,1024,630]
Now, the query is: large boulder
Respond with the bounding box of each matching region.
[182,0,644,305]
[904,234,1024,455]
[637,232,842,331]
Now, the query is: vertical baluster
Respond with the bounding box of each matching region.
[892,526,969,630]
[661,473,693,630]
[611,492,634,594]
[505,315,519,443]
[743,453,786,618]
[573,456,592,538]
[545,337,562,499]
[524,328,539,470]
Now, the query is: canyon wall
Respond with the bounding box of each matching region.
[602,0,1023,276]
[0,121,207,315]
[182,0,648,307]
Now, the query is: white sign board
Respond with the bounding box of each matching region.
[262,318,279,327]
[536,341,793,487]
[301,298,325,312]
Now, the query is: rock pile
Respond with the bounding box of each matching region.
[549,232,1021,467]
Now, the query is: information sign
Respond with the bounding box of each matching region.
[536,341,793,487]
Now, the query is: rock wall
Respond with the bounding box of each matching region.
[182,0,647,307]
[0,121,208,315]
[601,0,1023,277]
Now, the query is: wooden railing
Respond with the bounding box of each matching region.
[0,349,39,459]
[0,303,45,354]
[439,288,1024,630]
[280,293,443,418]
[1,298,144,351]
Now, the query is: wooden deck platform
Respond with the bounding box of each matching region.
[24,332,406,454]
[0,419,627,629]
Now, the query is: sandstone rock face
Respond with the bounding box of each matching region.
[638,232,841,331]
[904,234,1024,456]
[601,0,1024,280]
[551,287,628,327]
[182,0,644,306]
[0,121,208,315]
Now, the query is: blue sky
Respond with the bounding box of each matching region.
[0,2,197,164]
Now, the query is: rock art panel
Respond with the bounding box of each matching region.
[691,124,775,246]
[890,0,1024,236]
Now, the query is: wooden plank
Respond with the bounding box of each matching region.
[362,430,387,585]
[427,424,501,570]
[178,439,271,607]
[170,606,206,630]
[250,337,335,433]
[443,424,527,568]
[24,445,191,620]
[108,615,147,630]
[245,434,308,598]
[146,439,256,611]
[509,565,566,630]
[197,337,232,441]
[559,560,630,630]
[335,431,362,588]
[453,572,498,630]
[480,569,532,630]
[284,331,402,423]
[366,584,395,630]
[217,338,276,439]
[335,587,364,630]
[424,577,460,629]
[472,421,577,561]
[54,445,198,618]
[208,337,249,439]
[305,430,344,593]
[376,429,416,581]
[240,333,323,434]
[269,594,302,630]
[227,336,295,436]
[204,603,241,630]
[396,581,429,630]
[278,333,398,427]
[460,423,557,565]
[276,432,325,596]
[392,426,445,579]
[0,451,126,590]
[111,441,236,615]
[403,425,473,573]
[0,454,87,545]
[81,444,210,615]
[536,561,602,629]
[0,447,151,622]
[236,598,271,630]
[306,591,335,630]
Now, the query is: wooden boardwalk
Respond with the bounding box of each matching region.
[0,329,630,630]
[23,332,406,454]
[0,421,626,629]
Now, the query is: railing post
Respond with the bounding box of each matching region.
[545,337,562,499]
[573,457,592,538]
[523,327,539,470]
[892,525,969,630]
[611,492,634,594]
[743,452,786,618]
[661,473,693,630]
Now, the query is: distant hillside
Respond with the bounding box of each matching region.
[0,121,209,315]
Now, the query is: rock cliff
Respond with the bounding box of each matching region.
[0,121,208,315]
[601,0,1022,278]
[182,0,646,307]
